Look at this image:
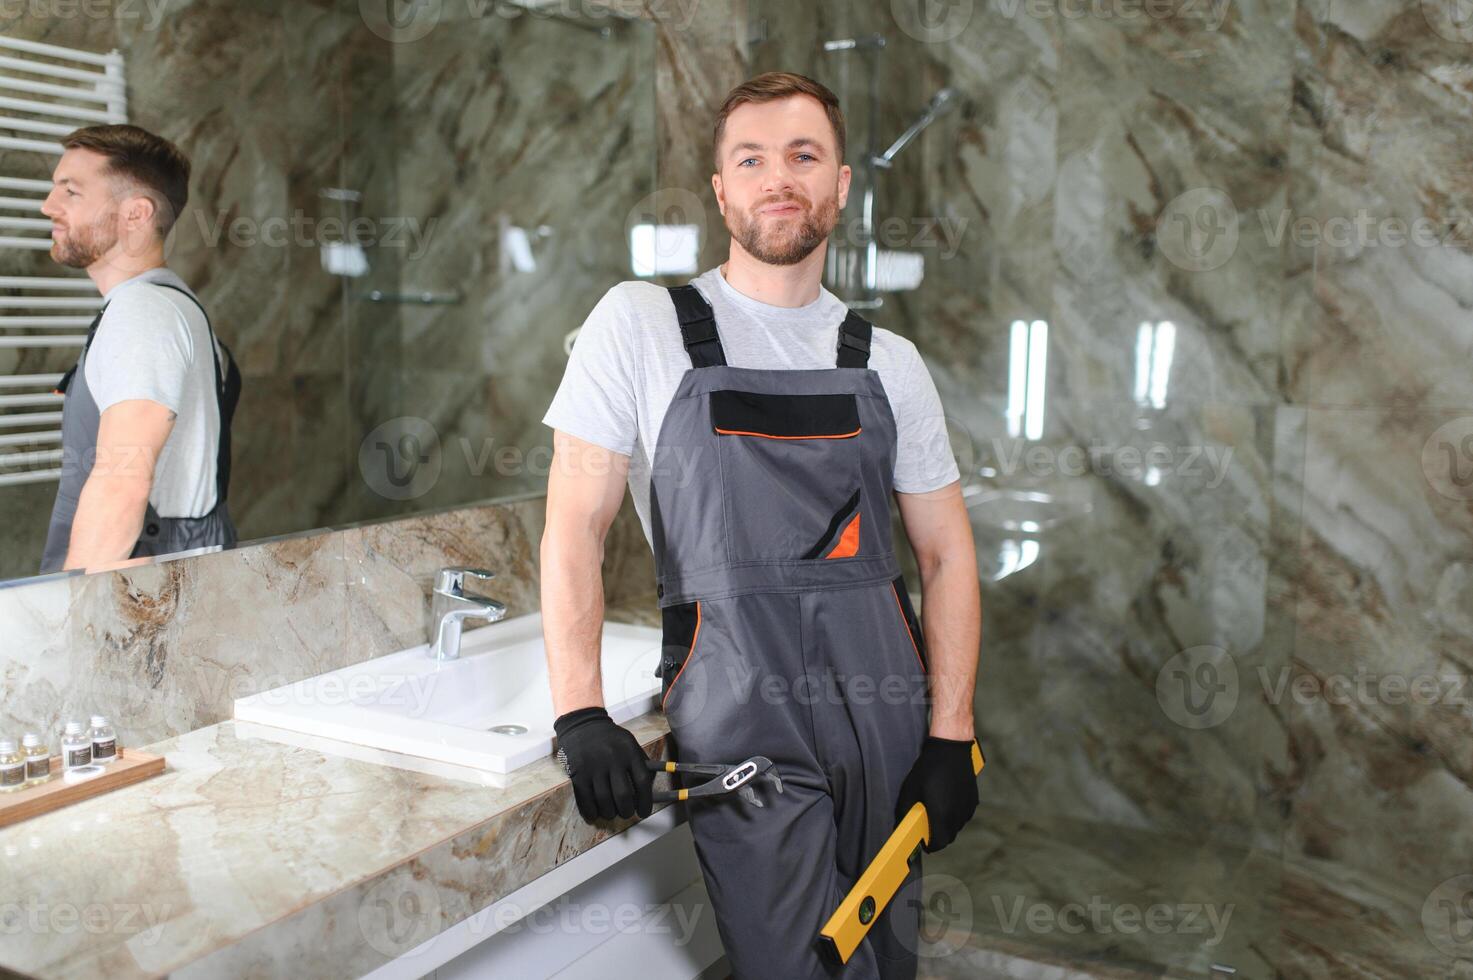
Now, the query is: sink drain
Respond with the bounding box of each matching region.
[488,724,527,735]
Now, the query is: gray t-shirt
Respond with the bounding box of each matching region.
[542,266,960,549]
[83,267,222,518]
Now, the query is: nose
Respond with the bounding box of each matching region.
[760,160,796,198]
[40,192,60,219]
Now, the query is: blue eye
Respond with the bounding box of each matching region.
[796,153,816,162]
[738,158,757,167]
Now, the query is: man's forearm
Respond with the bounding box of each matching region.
[917,550,982,740]
[541,524,611,716]
[64,476,148,570]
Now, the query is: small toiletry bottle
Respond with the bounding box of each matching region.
[0,739,24,793]
[22,733,50,784]
[61,722,91,771]
[89,716,117,764]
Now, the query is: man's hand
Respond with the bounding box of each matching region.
[554,706,655,821]
[893,735,981,852]
[65,398,175,571]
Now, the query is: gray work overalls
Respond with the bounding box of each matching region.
[39,282,237,574]
[651,282,932,979]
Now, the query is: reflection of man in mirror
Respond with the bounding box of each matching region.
[37,124,238,574]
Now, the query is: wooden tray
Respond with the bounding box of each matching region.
[0,748,165,828]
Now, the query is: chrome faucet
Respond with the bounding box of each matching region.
[429,567,507,661]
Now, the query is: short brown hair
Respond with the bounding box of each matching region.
[713,72,846,172]
[60,124,190,237]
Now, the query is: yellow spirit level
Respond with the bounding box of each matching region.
[817,740,984,964]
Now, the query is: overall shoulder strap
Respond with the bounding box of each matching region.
[836,309,873,368]
[151,281,233,506]
[151,282,227,379]
[53,305,107,394]
[667,283,727,368]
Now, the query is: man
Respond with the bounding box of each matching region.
[541,73,981,978]
[38,124,236,574]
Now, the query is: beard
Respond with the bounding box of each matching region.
[50,214,116,269]
[726,187,840,266]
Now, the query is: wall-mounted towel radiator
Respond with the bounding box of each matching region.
[0,35,125,488]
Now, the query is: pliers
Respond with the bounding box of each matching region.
[649,755,784,807]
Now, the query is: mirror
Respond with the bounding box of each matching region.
[0,2,656,583]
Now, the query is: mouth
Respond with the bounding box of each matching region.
[760,202,802,216]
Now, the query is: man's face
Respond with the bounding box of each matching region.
[713,95,850,266]
[40,148,157,269]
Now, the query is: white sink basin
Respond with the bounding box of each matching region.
[233,612,662,783]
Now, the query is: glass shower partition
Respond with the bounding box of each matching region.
[361,6,659,524]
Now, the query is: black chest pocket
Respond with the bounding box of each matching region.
[710,390,865,563]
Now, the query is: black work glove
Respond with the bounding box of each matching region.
[893,735,982,853]
[553,706,654,822]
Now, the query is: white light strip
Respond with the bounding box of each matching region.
[1006,320,1027,440]
[1149,320,1175,410]
[1134,321,1152,405]
[1025,319,1048,442]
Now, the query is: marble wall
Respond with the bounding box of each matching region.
[11,0,1470,971]
[0,0,734,761]
[0,0,663,582]
[380,5,657,515]
[749,0,1473,969]
[0,0,406,579]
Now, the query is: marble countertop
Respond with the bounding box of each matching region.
[1,707,671,979]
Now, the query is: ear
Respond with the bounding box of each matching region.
[123,191,158,233]
[711,171,725,216]
[837,163,852,211]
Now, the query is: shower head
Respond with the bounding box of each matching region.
[927,87,958,113]
[876,87,961,164]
